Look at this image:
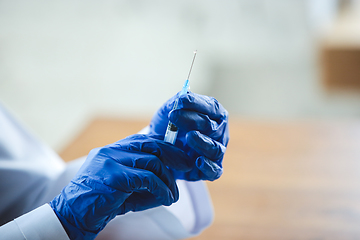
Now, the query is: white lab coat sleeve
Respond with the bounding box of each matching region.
[0,102,66,225]
[0,204,69,240]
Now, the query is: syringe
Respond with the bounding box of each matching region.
[164,50,197,144]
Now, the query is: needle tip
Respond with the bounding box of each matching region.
[187,50,197,80]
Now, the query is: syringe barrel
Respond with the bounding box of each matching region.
[164,126,178,144]
[163,80,190,144]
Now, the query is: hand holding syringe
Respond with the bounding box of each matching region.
[149,49,228,181]
[164,50,197,144]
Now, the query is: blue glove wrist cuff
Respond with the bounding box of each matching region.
[50,196,98,240]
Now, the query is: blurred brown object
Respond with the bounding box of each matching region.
[321,45,360,89]
[59,118,360,239]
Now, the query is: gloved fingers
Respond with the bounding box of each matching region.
[125,153,178,197]
[177,92,228,120]
[108,166,178,206]
[96,151,179,201]
[186,131,226,161]
[195,156,223,181]
[121,191,163,213]
[169,109,213,132]
[169,109,228,142]
[111,134,193,171]
[136,169,179,205]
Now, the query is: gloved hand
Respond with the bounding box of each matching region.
[50,134,192,240]
[149,92,229,181]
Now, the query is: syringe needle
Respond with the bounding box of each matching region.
[164,50,198,144]
[187,50,197,80]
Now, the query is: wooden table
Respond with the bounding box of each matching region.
[60,118,360,240]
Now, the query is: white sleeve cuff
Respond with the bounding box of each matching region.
[0,204,70,240]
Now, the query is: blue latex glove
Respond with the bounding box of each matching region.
[50,134,191,240]
[150,92,229,181]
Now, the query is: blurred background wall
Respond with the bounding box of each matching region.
[1,0,360,151]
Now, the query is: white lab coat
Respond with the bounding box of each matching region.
[0,103,214,240]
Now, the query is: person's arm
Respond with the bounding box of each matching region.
[0,103,66,225]
[0,91,229,240]
[0,102,69,240]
